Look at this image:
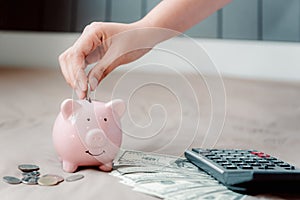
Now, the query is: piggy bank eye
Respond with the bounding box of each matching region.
[104,118,107,122]
[87,118,90,121]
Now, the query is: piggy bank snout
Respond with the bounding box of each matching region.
[85,129,107,148]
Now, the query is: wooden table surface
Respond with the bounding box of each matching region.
[0,67,300,200]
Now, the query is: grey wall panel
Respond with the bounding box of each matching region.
[68,0,300,42]
[146,0,161,13]
[223,0,258,40]
[263,0,300,42]
[184,13,218,38]
[75,0,106,32]
[111,0,142,23]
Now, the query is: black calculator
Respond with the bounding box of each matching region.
[185,148,300,194]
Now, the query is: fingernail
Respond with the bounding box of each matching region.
[89,77,98,91]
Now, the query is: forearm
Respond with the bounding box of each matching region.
[140,0,231,33]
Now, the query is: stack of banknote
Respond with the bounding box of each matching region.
[111,150,245,200]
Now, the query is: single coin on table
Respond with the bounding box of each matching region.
[18,164,40,172]
[3,176,21,184]
[66,174,84,182]
[42,174,64,183]
[38,176,58,186]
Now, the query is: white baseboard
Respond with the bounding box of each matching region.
[0,31,80,69]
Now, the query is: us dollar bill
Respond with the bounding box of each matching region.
[117,171,219,187]
[111,149,245,200]
[133,179,225,199]
[113,149,180,168]
[165,187,245,200]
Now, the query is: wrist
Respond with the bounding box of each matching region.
[129,18,151,30]
[133,18,178,46]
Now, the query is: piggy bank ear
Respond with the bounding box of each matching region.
[105,99,126,117]
[61,99,82,120]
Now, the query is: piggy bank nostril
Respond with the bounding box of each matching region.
[85,129,106,148]
[104,118,107,122]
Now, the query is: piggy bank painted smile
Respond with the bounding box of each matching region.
[52,99,125,173]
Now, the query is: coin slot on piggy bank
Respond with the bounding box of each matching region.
[52,98,125,173]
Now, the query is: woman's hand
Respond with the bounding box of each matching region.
[59,22,152,99]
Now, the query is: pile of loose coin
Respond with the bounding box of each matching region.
[3,164,84,186]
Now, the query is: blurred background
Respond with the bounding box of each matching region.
[1,0,299,41]
[1,0,300,81]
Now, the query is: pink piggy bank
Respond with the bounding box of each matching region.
[52,98,125,173]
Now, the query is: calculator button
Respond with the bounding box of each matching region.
[237,163,248,167]
[221,163,232,167]
[266,157,277,161]
[273,160,284,164]
[216,160,228,163]
[250,151,269,158]
[244,159,256,163]
[210,150,224,153]
[222,156,235,160]
[258,153,270,158]
[250,151,260,155]
[250,163,261,167]
[224,165,238,170]
[208,149,219,152]
[221,162,231,165]
[265,166,275,170]
[266,164,275,167]
[279,163,290,168]
[200,152,213,156]
[257,160,269,164]
[226,150,237,152]
[231,154,241,157]
[218,154,230,157]
[231,160,243,163]
[240,166,253,170]
[258,166,275,170]
[206,156,220,160]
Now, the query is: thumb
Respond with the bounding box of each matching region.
[88,51,120,91]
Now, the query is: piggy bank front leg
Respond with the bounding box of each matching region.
[99,162,112,172]
[62,161,78,173]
